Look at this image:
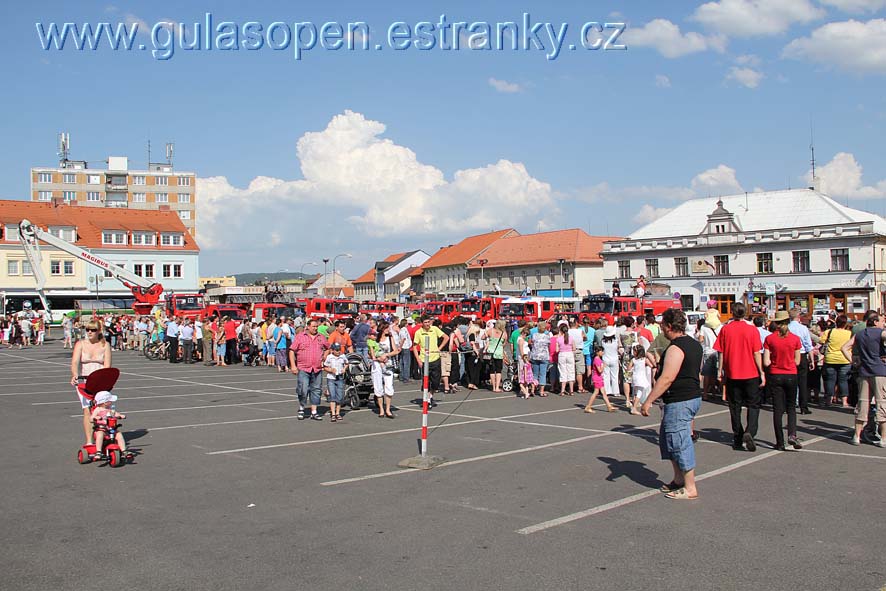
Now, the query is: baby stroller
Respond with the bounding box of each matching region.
[343,353,375,409]
[239,339,260,366]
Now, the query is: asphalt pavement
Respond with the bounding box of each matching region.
[1,343,883,591]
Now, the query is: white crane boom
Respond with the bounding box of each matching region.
[18,219,164,312]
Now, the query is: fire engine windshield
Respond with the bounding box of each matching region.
[461,300,480,313]
[500,303,525,316]
[175,296,203,310]
[580,299,614,314]
[333,302,358,315]
[425,303,442,314]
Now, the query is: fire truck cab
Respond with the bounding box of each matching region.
[302,298,359,321]
[459,297,500,323]
[497,297,540,322]
[165,294,205,321]
[424,300,460,323]
[579,294,681,324]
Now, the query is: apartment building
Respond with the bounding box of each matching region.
[30,155,197,236]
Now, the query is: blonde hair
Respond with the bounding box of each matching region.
[84,320,104,340]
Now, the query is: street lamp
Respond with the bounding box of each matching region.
[557,258,566,298]
[89,275,105,318]
[332,253,352,298]
[299,262,317,295]
[322,258,330,297]
[476,259,488,296]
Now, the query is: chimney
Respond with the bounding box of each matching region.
[51,197,65,208]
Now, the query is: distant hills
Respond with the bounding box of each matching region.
[232,272,315,286]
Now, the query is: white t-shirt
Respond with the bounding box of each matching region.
[567,328,584,350]
[324,354,347,380]
[194,320,203,340]
[631,358,651,388]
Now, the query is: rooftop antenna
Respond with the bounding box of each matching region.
[165,142,174,167]
[147,140,151,168]
[57,132,70,166]
[809,118,819,192]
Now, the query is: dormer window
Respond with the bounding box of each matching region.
[131,232,156,246]
[5,224,19,242]
[704,199,741,236]
[49,226,76,242]
[102,231,126,245]
[160,233,183,246]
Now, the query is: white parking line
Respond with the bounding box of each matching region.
[35,389,292,405]
[319,409,730,486]
[69,398,295,417]
[515,436,826,535]
[799,448,886,461]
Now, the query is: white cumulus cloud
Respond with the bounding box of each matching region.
[783,18,886,73]
[808,152,886,198]
[690,164,744,196]
[692,0,825,37]
[488,77,522,93]
[633,204,674,224]
[726,66,765,87]
[626,19,726,58]
[818,0,886,13]
[655,74,672,87]
[575,164,744,205]
[197,111,555,256]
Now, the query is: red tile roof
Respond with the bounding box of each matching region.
[465,229,621,269]
[0,200,198,251]
[421,229,517,269]
[352,251,412,284]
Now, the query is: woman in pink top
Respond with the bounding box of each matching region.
[555,323,576,395]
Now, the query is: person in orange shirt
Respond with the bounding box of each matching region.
[327,320,354,353]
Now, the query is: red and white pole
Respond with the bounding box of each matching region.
[420,334,430,458]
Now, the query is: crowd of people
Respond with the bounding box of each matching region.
[0,312,50,348]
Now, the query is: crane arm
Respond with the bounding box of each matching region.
[18,222,51,313]
[18,219,164,306]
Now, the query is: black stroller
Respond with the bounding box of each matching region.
[343,353,375,409]
[239,338,260,366]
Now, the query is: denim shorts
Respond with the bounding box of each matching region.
[327,377,344,403]
[659,397,701,472]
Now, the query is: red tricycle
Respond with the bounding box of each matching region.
[75,368,130,468]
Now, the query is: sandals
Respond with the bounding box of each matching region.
[606,406,617,413]
[660,480,682,493]
[664,488,698,501]
[584,408,595,414]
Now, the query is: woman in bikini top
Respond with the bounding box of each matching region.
[70,319,112,445]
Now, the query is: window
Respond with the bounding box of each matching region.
[178,193,191,204]
[64,260,74,275]
[102,231,126,245]
[134,264,143,277]
[178,210,191,220]
[133,175,146,185]
[87,174,101,185]
[161,233,182,246]
[38,191,52,201]
[5,225,19,242]
[508,270,514,284]
[549,267,555,282]
[756,252,774,274]
[675,257,689,277]
[163,264,181,278]
[63,191,76,202]
[7,260,18,275]
[103,262,124,278]
[21,260,32,276]
[50,227,75,241]
[714,255,730,276]
[831,248,849,272]
[37,172,52,183]
[535,269,542,283]
[618,260,630,279]
[645,258,659,278]
[86,191,101,202]
[144,264,154,278]
[156,176,168,186]
[131,192,145,203]
[178,176,191,186]
[51,260,61,275]
[63,173,76,183]
[131,232,155,246]
[792,250,810,273]
[156,193,168,203]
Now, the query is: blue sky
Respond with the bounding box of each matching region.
[2,0,885,277]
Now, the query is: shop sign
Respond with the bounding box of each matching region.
[690,257,714,275]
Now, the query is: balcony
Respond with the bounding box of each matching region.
[105,201,128,209]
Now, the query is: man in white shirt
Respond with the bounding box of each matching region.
[165,316,180,363]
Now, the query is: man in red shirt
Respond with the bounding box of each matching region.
[714,303,766,452]
[289,319,329,421]
[636,315,654,345]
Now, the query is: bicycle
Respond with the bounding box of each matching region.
[144,340,170,361]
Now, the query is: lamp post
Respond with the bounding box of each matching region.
[89,275,105,318]
[557,258,566,299]
[332,253,352,299]
[321,258,330,297]
[299,262,317,295]
[476,259,488,296]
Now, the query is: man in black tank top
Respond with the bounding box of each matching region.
[641,309,703,500]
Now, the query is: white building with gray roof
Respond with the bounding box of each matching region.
[602,188,886,319]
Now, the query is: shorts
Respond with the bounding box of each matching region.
[659,397,701,472]
[856,375,886,424]
[701,353,718,377]
[75,386,91,409]
[584,354,593,368]
[216,343,227,357]
[327,377,344,403]
[489,357,503,373]
[440,351,452,377]
[574,350,586,374]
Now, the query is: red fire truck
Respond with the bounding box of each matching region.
[359,301,400,317]
[423,300,461,323]
[204,303,249,322]
[250,302,304,321]
[459,297,502,323]
[579,294,681,324]
[301,298,359,320]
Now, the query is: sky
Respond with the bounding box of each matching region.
[1,0,885,278]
